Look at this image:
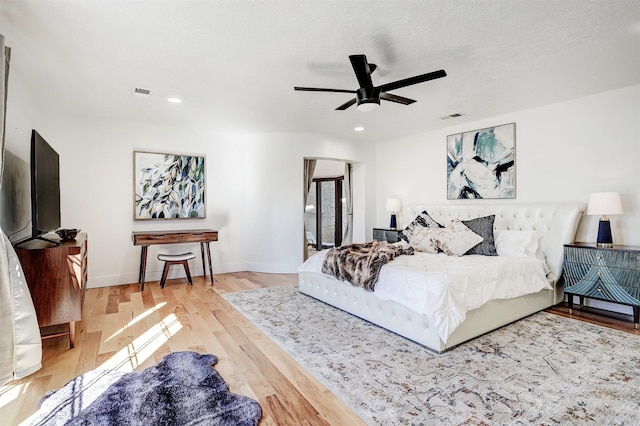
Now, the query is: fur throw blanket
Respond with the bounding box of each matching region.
[321,241,414,291]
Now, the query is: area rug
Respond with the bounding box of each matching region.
[223,285,640,425]
[22,351,262,426]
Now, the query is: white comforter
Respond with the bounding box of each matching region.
[298,250,551,342]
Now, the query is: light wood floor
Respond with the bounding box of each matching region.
[2,272,638,425]
[0,272,365,426]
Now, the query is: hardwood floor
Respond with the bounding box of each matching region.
[0,272,364,426]
[545,302,640,336]
[2,272,638,425]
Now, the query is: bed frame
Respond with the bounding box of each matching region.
[299,202,585,353]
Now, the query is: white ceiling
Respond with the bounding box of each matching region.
[2,0,639,143]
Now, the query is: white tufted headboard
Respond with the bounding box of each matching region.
[403,203,585,286]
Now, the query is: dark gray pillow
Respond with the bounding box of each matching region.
[462,215,497,256]
[398,211,442,243]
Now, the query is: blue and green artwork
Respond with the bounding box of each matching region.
[447,123,515,199]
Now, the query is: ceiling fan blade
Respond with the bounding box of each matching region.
[294,87,356,94]
[380,92,416,105]
[377,69,447,92]
[349,55,374,88]
[335,98,357,110]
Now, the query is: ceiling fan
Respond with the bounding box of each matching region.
[294,54,446,112]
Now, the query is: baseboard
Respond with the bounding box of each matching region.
[86,261,251,288]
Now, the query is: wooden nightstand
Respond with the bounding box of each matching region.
[373,228,400,243]
[562,243,640,329]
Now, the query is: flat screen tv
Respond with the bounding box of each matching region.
[14,130,61,246]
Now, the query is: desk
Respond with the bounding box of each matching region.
[132,229,218,290]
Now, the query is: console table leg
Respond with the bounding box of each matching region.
[139,246,148,291]
[205,242,214,284]
[69,321,76,349]
[200,242,206,278]
[634,306,639,330]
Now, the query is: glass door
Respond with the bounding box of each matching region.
[304,177,344,254]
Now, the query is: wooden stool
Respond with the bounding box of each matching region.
[157,252,196,289]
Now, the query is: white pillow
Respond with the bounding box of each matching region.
[411,219,484,256]
[494,230,543,258]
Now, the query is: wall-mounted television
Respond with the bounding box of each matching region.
[14,130,61,247]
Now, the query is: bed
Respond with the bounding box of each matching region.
[298,202,585,353]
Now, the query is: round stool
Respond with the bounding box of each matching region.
[157,252,196,288]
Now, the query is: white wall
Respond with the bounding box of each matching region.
[3,101,367,287]
[0,73,43,234]
[373,85,640,247]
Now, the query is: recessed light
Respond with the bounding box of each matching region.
[354,126,365,132]
[167,97,182,103]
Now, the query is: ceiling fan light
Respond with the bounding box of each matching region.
[357,101,380,112]
[356,87,380,112]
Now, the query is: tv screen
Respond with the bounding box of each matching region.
[29,130,60,241]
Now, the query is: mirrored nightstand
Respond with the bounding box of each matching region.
[373,228,400,243]
[563,242,640,330]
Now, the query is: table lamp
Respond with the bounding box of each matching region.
[385,198,402,229]
[587,192,623,248]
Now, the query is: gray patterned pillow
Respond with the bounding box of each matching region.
[398,210,442,243]
[462,215,497,256]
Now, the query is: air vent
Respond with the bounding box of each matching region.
[440,113,464,120]
[134,87,150,98]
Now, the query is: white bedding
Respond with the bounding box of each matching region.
[298,250,551,342]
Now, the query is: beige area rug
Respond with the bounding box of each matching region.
[223,285,640,425]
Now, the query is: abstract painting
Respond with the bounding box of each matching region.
[133,151,205,219]
[447,123,516,199]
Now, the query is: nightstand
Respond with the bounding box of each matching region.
[562,243,640,329]
[373,228,400,243]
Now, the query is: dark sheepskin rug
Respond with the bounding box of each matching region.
[23,351,262,426]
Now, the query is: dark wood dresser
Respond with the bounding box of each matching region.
[15,233,88,348]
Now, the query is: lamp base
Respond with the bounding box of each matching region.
[389,214,397,229]
[596,218,613,248]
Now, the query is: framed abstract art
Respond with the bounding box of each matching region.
[133,151,206,219]
[447,123,516,199]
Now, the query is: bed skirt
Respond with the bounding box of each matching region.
[299,271,555,353]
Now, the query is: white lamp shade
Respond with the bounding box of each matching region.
[587,192,623,216]
[385,198,402,213]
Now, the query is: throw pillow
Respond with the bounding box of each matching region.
[409,227,439,253]
[494,230,540,257]
[431,219,485,256]
[462,215,497,256]
[398,210,442,243]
